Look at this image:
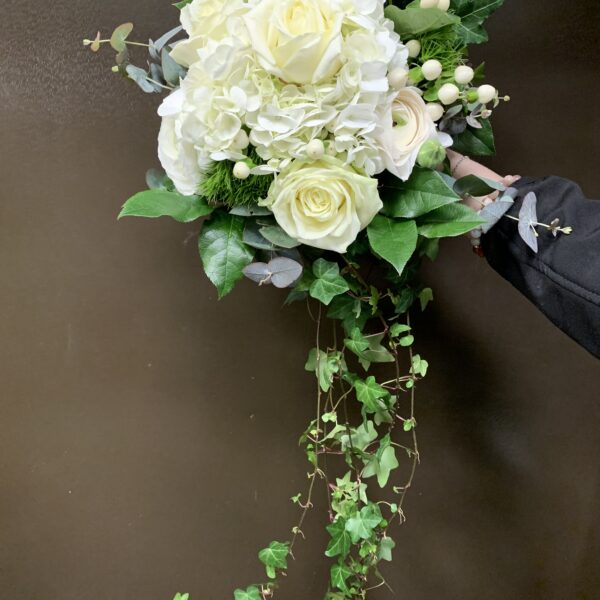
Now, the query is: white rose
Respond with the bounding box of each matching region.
[243,0,344,85]
[170,0,251,68]
[380,87,452,181]
[263,156,382,252]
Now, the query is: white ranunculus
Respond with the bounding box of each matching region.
[262,156,382,252]
[170,0,251,68]
[243,0,344,85]
[380,87,452,181]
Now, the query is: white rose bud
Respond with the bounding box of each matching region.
[388,67,409,89]
[477,84,497,104]
[437,0,451,10]
[405,40,421,58]
[454,65,474,85]
[422,59,443,81]
[233,161,251,180]
[426,102,445,122]
[306,139,325,160]
[438,83,460,105]
[420,0,438,7]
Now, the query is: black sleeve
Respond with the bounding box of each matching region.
[481,176,600,359]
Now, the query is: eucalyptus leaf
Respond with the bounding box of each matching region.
[162,48,186,86]
[259,225,301,249]
[518,192,539,253]
[110,22,133,52]
[153,25,183,53]
[125,64,161,94]
[230,205,272,217]
[479,195,514,233]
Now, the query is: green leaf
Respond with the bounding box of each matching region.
[258,541,289,580]
[330,562,352,593]
[110,22,133,52]
[417,203,486,239]
[345,504,383,543]
[259,225,301,249]
[325,518,352,558]
[198,212,255,299]
[341,420,378,452]
[305,349,343,393]
[367,217,418,277]
[119,190,213,223]
[344,329,394,370]
[233,587,261,600]
[384,5,460,36]
[172,595,189,600]
[381,168,461,219]
[419,287,434,311]
[309,259,350,305]
[390,323,411,338]
[174,0,193,7]
[452,119,496,156]
[327,296,370,335]
[354,376,389,414]
[378,537,396,562]
[453,0,505,45]
[453,174,505,197]
[162,48,187,86]
[362,444,399,488]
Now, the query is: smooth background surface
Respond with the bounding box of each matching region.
[1,1,599,598]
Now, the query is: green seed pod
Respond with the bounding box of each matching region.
[417,139,446,169]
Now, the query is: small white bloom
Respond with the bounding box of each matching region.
[477,84,497,104]
[438,83,460,105]
[420,0,438,7]
[262,156,383,253]
[388,67,409,90]
[306,139,326,160]
[422,59,443,81]
[454,65,475,85]
[437,0,451,11]
[233,161,251,179]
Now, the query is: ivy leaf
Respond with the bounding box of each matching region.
[119,190,213,223]
[367,217,418,277]
[344,329,394,370]
[110,22,133,52]
[233,587,261,600]
[309,259,350,305]
[354,376,389,414]
[452,119,496,156]
[378,537,396,562]
[305,350,343,393]
[325,518,352,558]
[380,168,460,218]
[362,444,399,488]
[384,5,459,36]
[341,420,378,452]
[345,504,383,543]
[198,212,255,299]
[417,204,486,239]
[172,595,189,600]
[258,541,290,580]
[327,295,370,335]
[452,0,505,45]
[330,561,353,593]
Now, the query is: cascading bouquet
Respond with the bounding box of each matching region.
[85,0,510,597]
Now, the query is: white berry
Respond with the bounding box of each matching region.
[438,83,460,105]
[454,65,474,85]
[477,84,497,104]
[422,59,443,81]
[426,103,445,122]
[388,67,409,90]
[437,0,451,10]
[306,139,325,160]
[233,161,250,180]
[405,40,421,58]
[420,0,438,7]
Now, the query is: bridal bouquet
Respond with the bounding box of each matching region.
[85,0,508,597]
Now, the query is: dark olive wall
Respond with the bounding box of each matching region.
[1,1,599,599]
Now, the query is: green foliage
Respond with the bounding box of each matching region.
[344,329,394,370]
[306,349,345,393]
[380,168,460,219]
[452,0,505,44]
[354,377,390,415]
[384,5,460,37]
[172,594,189,600]
[345,504,383,543]
[119,190,213,223]
[233,587,261,600]
[362,436,400,488]
[258,541,290,579]
[453,174,505,197]
[326,518,353,558]
[199,149,273,208]
[417,203,486,238]
[367,217,418,277]
[415,25,467,72]
[330,561,352,593]
[452,118,496,156]
[198,211,255,298]
[309,259,350,305]
[110,23,133,52]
